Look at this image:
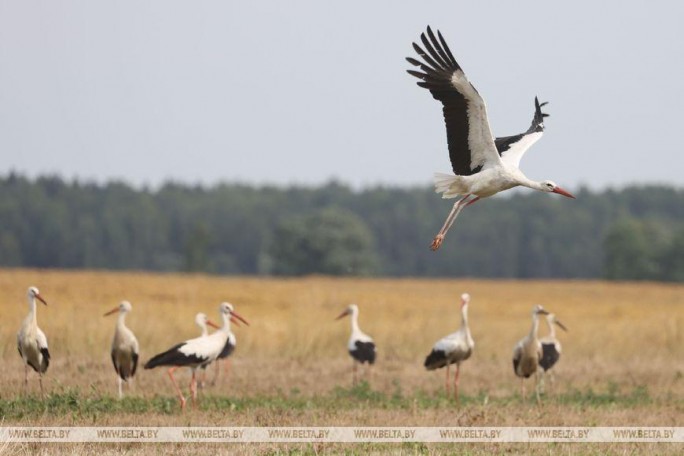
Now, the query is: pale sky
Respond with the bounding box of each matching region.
[1,1,682,190]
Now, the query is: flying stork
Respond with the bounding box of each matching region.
[144,302,248,409]
[104,301,139,399]
[539,313,568,391]
[424,293,474,402]
[512,304,549,402]
[17,286,50,397]
[406,26,575,250]
[336,304,376,385]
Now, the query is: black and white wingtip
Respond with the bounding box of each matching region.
[530,97,550,133]
[405,26,460,91]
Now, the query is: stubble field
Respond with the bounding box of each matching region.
[0,268,682,455]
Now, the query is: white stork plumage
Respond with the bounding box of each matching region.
[104,300,140,399]
[197,311,242,387]
[424,293,474,401]
[336,304,376,385]
[17,286,50,397]
[512,304,549,402]
[406,26,576,251]
[195,312,219,389]
[144,302,248,409]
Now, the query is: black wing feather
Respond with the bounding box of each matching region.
[424,349,448,370]
[539,343,560,372]
[144,342,207,369]
[407,26,481,176]
[40,347,50,373]
[350,341,376,365]
[131,352,139,377]
[495,97,549,155]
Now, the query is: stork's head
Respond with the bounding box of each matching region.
[547,313,568,331]
[27,286,47,306]
[195,312,219,329]
[460,293,470,307]
[336,303,358,320]
[539,180,575,199]
[533,304,549,316]
[219,302,250,326]
[104,300,132,316]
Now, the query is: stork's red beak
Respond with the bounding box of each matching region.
[103,306,119,316]
[206,319,220,329]
[555,320,569,332]
[36,293,48,306]
[230,315,241,327]
[230,310,250,327]
[335,308,351,321]
[552,186,576,199]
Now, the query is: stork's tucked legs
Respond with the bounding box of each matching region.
[454,363,461,402]
[431,195,481,251]
[167,367,186,410]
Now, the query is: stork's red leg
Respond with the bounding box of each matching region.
[454,363,460,403]
[190,369,198,408]
[432,194,477,251]
[445,363,451,398]
[167,367,186,410]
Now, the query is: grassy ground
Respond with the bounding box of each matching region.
[1,269,683,454]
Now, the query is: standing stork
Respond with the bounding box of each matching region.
[104,301,139,399]
[424,293,474,402]
[211,311,242,386]
[512,305,549,402]
[336,304,376,385]
[17,286,50,397]
[539,313,568,391]
[406,26,575,251]
[144,302,248,409]
[196,312,241,387]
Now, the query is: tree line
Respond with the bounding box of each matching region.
[0,173,682,281]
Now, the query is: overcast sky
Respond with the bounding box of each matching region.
[1,1,682,190]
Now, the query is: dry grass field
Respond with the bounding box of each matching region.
[1,268,683,455]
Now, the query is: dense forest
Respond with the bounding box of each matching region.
[0,173,682,281]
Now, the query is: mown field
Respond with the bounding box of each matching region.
[1,268,683,455]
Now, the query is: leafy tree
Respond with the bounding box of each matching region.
[603,219,663,280]
[268,208,378,276]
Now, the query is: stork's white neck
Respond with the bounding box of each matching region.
[220,312,232,333]
[116,311,129,331]
[546,317,556,339]
[26,294,38,323]
[460,304,469,327]
[515,174,545,192]
[529,313,540,339]
[349,307,361,336]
